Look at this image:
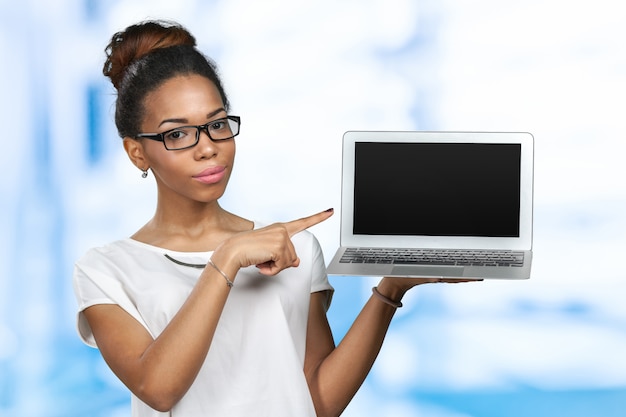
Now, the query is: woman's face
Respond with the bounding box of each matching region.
[135,74,236,204]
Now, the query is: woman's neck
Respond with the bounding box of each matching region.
[132,199,252,252]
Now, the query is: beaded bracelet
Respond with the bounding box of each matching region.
[371,287,403,308]
[208,259,234,288]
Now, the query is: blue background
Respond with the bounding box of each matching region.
[1,0,625,416]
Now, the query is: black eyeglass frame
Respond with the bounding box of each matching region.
[135,115,241,150]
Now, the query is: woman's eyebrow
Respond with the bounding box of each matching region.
[158,117,188,127]
[207,107,227,119]
[158,108,226,128]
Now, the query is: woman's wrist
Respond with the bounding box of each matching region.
[209,244,240,286]
[371,287,403,308]
[208,259,234,287]
[374,278,409,305]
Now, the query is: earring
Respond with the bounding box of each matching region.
[141,169,148,178]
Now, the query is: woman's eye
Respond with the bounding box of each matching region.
[210,121,226,131]
[165,129,188,141]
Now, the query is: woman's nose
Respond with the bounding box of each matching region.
[194,128,218,158]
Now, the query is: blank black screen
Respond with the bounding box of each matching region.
[353,142,521,237]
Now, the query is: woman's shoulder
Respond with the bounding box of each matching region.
[77,239,130,259]
[80,238,157,255]
[76,238,182,268]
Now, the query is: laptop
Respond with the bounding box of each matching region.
[326,131,534,279]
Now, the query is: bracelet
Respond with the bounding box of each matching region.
[208,259,234,288]
[371,287,403,308]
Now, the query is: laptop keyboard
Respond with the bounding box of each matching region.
[339,248,524,267]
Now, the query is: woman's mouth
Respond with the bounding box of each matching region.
[192,166,227,184]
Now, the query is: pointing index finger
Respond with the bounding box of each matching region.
[285,208,334,237]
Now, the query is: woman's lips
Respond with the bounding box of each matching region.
[193,166,226,184]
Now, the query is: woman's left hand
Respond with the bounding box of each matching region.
[375,276,482,305]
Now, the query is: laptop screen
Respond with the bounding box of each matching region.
[353,142,521,237]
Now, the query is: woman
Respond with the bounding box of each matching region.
[73,20,473,417]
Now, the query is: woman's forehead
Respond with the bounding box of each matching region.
[142,75,224,126]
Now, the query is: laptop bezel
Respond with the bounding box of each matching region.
[340,130,534,251]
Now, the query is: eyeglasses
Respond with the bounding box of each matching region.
[135,115,241,150]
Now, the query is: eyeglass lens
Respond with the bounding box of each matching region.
[164,118,239,150]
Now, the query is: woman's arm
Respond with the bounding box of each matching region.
[84,260,234,411]
[304,277,478,417]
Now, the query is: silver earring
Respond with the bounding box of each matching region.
[141,169,148,178]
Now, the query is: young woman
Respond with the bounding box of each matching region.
[73,20,474,417]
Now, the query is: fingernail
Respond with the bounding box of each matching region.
[325,208,334,212]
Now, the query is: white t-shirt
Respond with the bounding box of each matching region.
[73,225,333,417]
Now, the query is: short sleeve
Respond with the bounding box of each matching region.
[73,263,115,347]
[73,249,152,348]
[307,232,334,311]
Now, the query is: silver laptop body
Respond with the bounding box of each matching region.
[326,131,534,280]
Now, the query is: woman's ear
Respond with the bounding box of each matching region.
[123,137,149,171]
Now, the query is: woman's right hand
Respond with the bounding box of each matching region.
[212,208,334,276]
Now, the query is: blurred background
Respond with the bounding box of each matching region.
[1,0,625,416]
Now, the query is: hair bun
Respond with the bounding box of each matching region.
[103,20,196,90]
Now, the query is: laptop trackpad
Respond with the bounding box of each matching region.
[391,265,465,277]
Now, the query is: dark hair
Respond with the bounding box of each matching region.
[103,20,230,138]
